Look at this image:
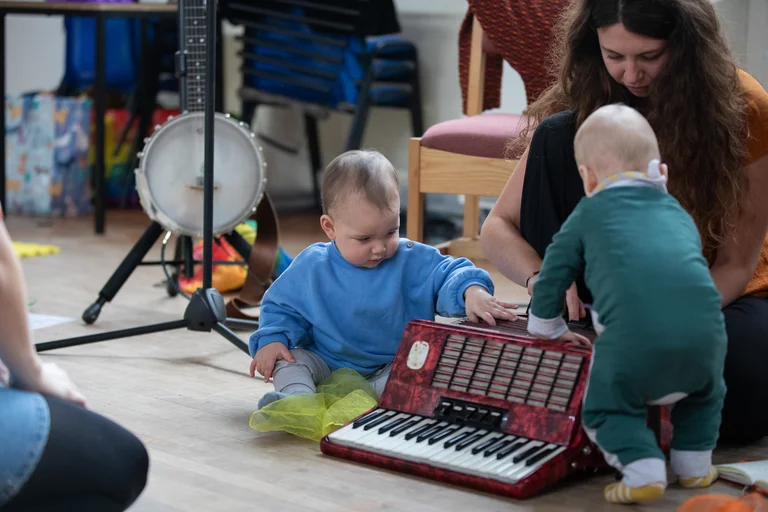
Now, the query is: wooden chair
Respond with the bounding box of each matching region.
[406,17,524,260]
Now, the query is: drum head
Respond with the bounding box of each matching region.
[136,112,266,237]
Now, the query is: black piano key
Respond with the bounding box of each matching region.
[455,431,486,451]
[405,421,438,440]
[428,425,462,445]
[484,438,514,457]
[378,415,409,434]
[525,445,560,466]
[496,439,529,460]
[512,444,545,463]
[416,423,450,443]
[363,411,397,430]
[472,435,503,455]
[352,408,386,429]
[443,429,473,448]
[390,418,422,437]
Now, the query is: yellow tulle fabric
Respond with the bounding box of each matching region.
[249,368,379,442]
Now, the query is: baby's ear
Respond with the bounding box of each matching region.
[659,163,669,179]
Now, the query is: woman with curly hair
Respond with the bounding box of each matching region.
[480,0,768,445]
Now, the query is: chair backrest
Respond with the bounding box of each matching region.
[465,16,488,117]
[220,0,398,109]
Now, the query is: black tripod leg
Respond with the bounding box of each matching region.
[36,319,187,352]
[82,221,165,324]
[213,322,250,354]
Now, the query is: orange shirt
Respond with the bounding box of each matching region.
[738,70,768,297]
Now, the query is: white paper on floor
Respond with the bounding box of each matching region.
[28,313,74,331]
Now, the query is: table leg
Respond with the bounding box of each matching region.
[94,12,106,234]
[0,14,6,211]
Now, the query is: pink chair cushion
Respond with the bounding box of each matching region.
[421,113,525,160]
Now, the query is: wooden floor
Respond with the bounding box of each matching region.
[7,210,767,511]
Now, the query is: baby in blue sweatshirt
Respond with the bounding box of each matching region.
[249,149,518,409]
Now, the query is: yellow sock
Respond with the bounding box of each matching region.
[604,481,666,504]
[679,466,718,488]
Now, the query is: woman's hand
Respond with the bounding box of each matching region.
[24,362,87,407]
[556,330,592,347]
[527,275,586,321]
[565,282,587,321]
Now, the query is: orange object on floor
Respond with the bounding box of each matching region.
[678,493,768,512]
[177,237,246,294]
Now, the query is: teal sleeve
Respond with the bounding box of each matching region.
[528,203,586,338]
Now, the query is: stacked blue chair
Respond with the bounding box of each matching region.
[57,16,142,96]
[219,0,422,210]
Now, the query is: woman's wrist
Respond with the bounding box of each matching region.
[5,351,43,390]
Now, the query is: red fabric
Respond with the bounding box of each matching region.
[421,113,525,159]
[458,0,571,114]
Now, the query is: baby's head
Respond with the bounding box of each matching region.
[320,149,401,268]
[574,104,668,196]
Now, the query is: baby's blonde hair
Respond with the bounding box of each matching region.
[321,149,400,214]
[574,104,661,178]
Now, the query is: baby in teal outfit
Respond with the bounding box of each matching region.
[527,104,727,505]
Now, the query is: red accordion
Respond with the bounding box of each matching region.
[320,316,615,499]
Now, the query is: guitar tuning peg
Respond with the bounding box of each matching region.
[167,115,174,121]
[137,152,143,159]
[143,137,150,144]
[225,113,231,118]
[154,124,162,131]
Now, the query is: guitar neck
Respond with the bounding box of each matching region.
[178,0,209,112]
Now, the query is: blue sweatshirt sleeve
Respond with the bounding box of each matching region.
[407,242,494,317]
[247,248,316,357]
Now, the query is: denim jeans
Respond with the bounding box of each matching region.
[0,383,50,506]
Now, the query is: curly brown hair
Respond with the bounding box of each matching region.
[511,0,749,259]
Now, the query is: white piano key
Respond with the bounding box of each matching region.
[377,418,438,455]
[328,409,396,444]
[446,432,506,472]
[484,441,545,477]
[351,413,413,449]
[470,438,538,475]
[430,431,495,471]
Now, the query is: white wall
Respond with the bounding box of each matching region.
[5,0,766,213]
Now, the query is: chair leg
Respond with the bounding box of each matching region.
[304,114,322,212]
[463,196,480,239]
[406,138,424,242]
[345,98,370,151]
[241,101,257,128]
[409,58,424,137]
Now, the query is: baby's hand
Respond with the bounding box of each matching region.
[464,285,519,326]
[250,342,295,382]
[556,330,592,348]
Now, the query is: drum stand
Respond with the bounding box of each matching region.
[36,0,256,355]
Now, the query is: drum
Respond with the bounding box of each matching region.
[135,111,267,238]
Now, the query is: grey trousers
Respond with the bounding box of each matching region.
[272,348,392,399]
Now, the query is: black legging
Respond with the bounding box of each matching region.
[1,395,149,511]
[519,110,768,446]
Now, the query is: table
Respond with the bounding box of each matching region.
[0,1,177,234]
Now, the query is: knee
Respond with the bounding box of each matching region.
[720,298,768,443]
[115,432,150,507]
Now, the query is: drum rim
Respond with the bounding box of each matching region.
[135,111,267,238]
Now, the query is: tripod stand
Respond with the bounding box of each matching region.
[37,0,260,355]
